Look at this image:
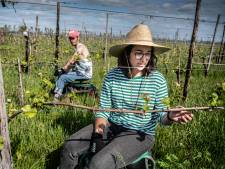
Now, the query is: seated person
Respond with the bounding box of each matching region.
[58,24,193,169]
[54,29,92,100]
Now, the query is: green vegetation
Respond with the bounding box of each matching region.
[0,32,224,169]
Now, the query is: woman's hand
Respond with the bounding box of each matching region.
[95,118,108,134]
[168,107,193,124]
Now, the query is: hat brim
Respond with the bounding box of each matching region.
[109,41,170,57]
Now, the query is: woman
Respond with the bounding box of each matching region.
[58,24,193,169]
[54,29,92,101]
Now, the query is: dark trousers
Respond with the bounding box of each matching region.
[59,122,155,169]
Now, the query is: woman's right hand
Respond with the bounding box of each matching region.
[95,118,108,134]
[168,107,193,124]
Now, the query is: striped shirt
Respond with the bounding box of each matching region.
[95,68,168,135]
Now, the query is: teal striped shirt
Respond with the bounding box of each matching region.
[95,68,168,135]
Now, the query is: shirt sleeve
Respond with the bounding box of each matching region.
[154,74,168,125]
[77,43,90,59]
[95,74,112,120]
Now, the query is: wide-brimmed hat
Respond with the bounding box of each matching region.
[109,24,170,57]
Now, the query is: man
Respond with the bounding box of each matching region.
[54,29,92,101]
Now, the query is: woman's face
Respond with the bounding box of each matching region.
[129,45,152,72]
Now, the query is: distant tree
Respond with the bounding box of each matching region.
[2,25,11,32]
[18,25,27,33]
[1,0,6,7]
[0,27,6,44]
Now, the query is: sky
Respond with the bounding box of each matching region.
[0,0,224,41]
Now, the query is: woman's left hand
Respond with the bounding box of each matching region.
[168,107,193,124]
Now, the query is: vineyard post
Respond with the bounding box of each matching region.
[175,29,181,84]
[35,16,39,39]
[0,62,13,169]
[217,24,225,63]
[24,30,30,74]
[220,40,225,63]
[103,13,109,64]
[174,28,179,49]
[1,0,6,7]
[176,48,181,85]
[205,14,220,76]
[54,1,60,72]
[183,0,201,101]
[17,58,24,106]
[110,27,112,43]
[164,53,169,74]
[33,15,39,55]
[83,25,87,43]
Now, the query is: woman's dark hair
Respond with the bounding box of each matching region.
[117,45,157,78]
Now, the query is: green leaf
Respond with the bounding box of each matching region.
[161,97,171,107]
[222,82,225,91]
[143,104,150,111]
[157,161,170,168]
[21,60,27,66]
[194,152,202,159]
[16,151,22,160]
[37,72,43,77]
[140,93,151,102]
[210,99,217,107]
[135,106,143,111]
[42,78,54,89]
[0,136,4,150]
[7,98,12,103]
[166,154,179,162]
[212,92,218,100]
[204,151,212,163]
[21,105,37,118]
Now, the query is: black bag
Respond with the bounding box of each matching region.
[54,68,66,76]
[89,132,105,154]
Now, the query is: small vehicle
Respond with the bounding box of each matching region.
[53,68,98,101]
[78,151,155,169]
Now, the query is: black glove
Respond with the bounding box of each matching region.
[90,132,105,154]
[54,68,65,76]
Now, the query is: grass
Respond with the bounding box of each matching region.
[0,33,225,169]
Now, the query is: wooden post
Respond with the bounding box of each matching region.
[0,62,13,169]
[174,28,179,49]
[110,27,112,43]
[174,29,180,84]
[183,0,201,101]
[33,15,39,53]
[83,26,87,43]
[35,16,39,37]
[217,24,225,63]
[220,41,225,63]
[103,13,109,64]
[17,58,24,106]
[205,14,220,76]
[55,1,60,72]
[1,0,6,7]
[175,48,181,85]
[24,30,30,73]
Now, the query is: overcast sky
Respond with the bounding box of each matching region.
[0,0,224,41]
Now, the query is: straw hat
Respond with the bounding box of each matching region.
[109,24,170,57]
